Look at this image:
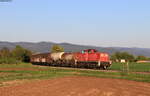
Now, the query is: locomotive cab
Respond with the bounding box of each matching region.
[81,49,97,54]
[75,49,111,69]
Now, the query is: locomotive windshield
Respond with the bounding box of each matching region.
[81,49,98,53]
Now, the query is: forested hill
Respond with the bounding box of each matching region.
[0,41,150,57]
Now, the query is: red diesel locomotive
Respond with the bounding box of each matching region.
[31,49,111,69]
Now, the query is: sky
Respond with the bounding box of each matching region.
[0,0,150,48]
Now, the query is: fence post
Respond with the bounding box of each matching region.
[126,62,129,75]
[122,61,130,75]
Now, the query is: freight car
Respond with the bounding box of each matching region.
[30,53,52,65]
[31,49,111,70]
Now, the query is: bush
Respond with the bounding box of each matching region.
[0,57,21,64]
[0,46,32,64]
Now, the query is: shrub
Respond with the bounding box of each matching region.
[0,57,21,64]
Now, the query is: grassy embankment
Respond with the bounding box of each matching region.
[0,62,150,84]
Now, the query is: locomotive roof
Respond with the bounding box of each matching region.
[32,52,50,56]
[83,49,98,52]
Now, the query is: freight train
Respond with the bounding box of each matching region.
[30,49,111,69]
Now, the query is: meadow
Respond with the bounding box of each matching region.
[110,62,150,72]
[0,62,150,85]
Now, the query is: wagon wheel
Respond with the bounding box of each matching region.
[103,66,107,70]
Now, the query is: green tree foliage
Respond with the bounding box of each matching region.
[12,45,32,62]
[0,47,11,58]
[0,57,20,64]
[51,45,64,52]
[0,47,19,64]
[22,49,32,62]
[0,46,32,64]
[0,45,32,64]
[136,55,148,61]
[111,52,135,62]
[12,45,25,61]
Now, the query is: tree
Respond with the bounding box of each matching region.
[12,45,32,62]
[0,47,20,64]
[12,45,25,61]
[0,46,32,64]
[110,54,117,62]
[0,47,11,58]
[51,45,64,52]
[22,49,32,62]
[121,52,135,62]
[136,55,148,61]
[111,52,135,62]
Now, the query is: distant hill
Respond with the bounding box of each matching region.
[0,41,150,57]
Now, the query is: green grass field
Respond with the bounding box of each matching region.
[0,63,150,85]
[110,62,150,72]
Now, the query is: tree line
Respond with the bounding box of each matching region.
[111,51,150,62]
[0,44,64,64]
[0,44,149,64]
[0,45,32,64]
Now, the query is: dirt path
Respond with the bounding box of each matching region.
[0,76,150,96]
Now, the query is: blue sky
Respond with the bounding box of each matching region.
[0,0,150,48]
